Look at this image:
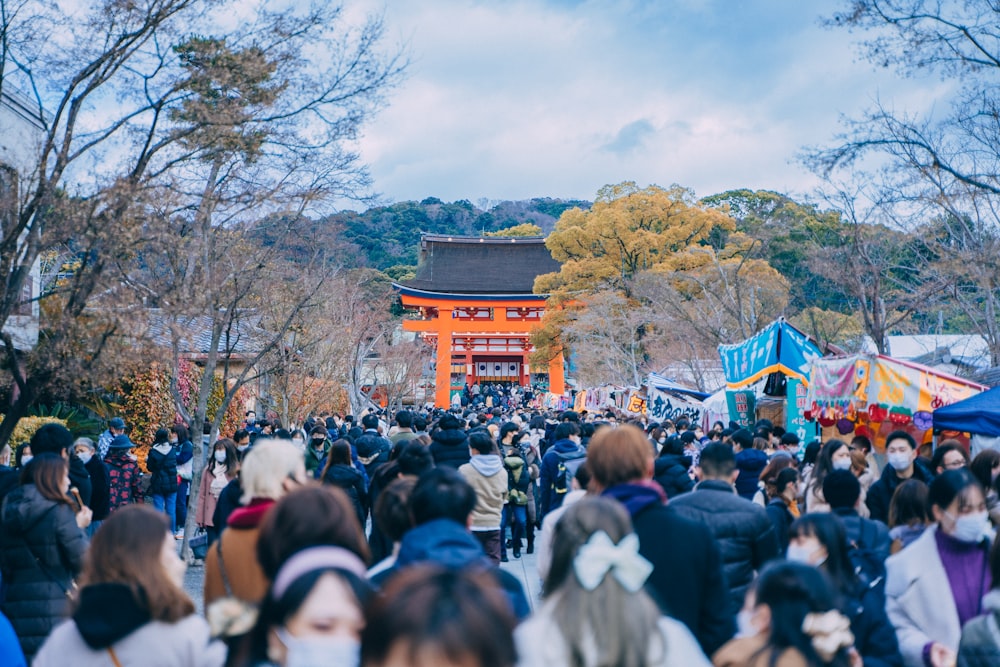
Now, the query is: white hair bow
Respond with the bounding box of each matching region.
[573,531,653,593]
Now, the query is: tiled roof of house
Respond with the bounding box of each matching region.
[401,234,560,294]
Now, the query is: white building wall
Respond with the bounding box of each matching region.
[0,87,44,351]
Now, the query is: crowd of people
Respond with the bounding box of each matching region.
[0,404,998,666]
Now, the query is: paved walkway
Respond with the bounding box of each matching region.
[500,548,542,611]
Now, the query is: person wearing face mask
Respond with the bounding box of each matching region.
[33,505,225,667]
[968,449,1000,528]
[867,431,935,525]
[786,514,903,667]
[885,469,993,667]
[231,547,372,667]
[715,561,857,667]
[195,438,240,547]
[303,427,329,478]
[805,440,855,515]
[73,438,110,538]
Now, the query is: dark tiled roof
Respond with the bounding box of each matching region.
[401,235,560,294]
[144,309,262,356]
[972,367,1000,388]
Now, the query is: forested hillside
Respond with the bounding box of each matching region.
[324,197,590,271]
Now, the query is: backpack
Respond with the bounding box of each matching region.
[552,448,586,496]
[848,519,885,589]
[507,458,531,505]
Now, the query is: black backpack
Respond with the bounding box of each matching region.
[848,519,886,589]
[552,448,586,496]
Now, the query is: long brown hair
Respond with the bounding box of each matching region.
[77,505,194,623]
[22,453,73,506]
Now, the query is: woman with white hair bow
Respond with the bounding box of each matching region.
[514,496,710,667]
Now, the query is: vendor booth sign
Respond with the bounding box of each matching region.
[719,318,822,389]
[726,390,756,428]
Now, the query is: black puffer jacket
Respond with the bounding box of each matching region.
[146,443,178,496]
[671,480,781,614]
[652,454,694,499]
[322,463,369,528]
[0,484,87,660]
[430,428,470,469]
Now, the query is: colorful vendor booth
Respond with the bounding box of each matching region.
[717,318,825,440]
[806,354,986,456]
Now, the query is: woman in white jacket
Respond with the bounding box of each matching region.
[885,469,993,667]
[515,496,710,667]
[34,505,225,667]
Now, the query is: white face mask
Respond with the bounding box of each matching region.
[276,629,359,667]
[946,510,992,544]
[887,451,913,472]
[786,543,826,566]
[214,450,226,464]
[76,451,93,465]
[237,445,249,453]
[21,455,33,466]
[832,458,853,472]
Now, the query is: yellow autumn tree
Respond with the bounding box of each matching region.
[484,223,543,237]
[534,182,735,305]
[531,182,736,371]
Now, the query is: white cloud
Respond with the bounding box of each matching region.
[346,0,947,208]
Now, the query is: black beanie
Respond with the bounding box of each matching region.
[822,470,861,509]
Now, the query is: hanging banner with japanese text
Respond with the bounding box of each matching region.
[785,377,811,442]
[647,387,703,425]
[726,390,756,428]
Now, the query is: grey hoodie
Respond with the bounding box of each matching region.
[459,455,508,531]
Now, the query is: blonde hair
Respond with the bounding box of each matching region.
[586,424,652,489]
[239,439,305,504]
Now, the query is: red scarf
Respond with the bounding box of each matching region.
[227,498,275,529]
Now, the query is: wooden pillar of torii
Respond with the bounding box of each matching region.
[394,286,565,408]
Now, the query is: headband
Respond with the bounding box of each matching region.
[272,547,367,599]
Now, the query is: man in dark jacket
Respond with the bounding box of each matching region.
[866,430,934,524]
[371,467,530,620]
[30,424,91,507]
[538,421,586,518]
[671,441,780,615]
[590,424,735,657]
[354,414,393,479]
[429,413,471,468]
[824,470,891,579]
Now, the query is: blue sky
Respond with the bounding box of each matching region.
[349,0,946,209]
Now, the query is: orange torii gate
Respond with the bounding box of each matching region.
[393,235,565,408]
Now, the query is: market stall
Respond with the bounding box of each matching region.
[933,386,1000,456]
[806,354,986,451]
[717,318,824,438]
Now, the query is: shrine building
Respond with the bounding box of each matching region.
[393,234,565,408]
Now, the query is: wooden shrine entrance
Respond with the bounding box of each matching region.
[394,286,565,408]
[392,233,565,409]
